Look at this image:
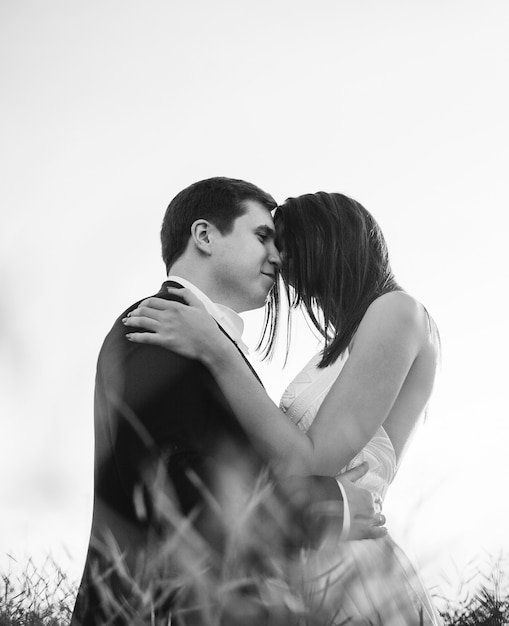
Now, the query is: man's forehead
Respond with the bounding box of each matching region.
[241,199,275,227]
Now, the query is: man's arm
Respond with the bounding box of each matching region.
[278,462,386,549]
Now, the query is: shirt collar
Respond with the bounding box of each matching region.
[166,275,249,354]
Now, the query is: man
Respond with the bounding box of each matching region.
[71,177,384,625]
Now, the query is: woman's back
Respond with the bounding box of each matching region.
[372,292,440,462]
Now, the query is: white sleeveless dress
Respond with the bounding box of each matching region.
[280,352,443,625]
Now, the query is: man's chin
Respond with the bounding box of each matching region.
[241,295,270,313]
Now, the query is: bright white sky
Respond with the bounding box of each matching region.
[1,0,508,601]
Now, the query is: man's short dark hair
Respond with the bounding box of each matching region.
[161,177,277,273]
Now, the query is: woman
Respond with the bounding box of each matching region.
[124,192,442,625]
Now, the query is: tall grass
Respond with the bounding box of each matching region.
[438,553,509,626]
[0,556,76,626]
[2,552,508,625]
[2,472,507,625]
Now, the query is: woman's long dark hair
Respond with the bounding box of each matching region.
[258,192,401,368]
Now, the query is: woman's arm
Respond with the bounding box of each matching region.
[124,292,311,475]
[305,292,424,474]
[124,288,425,477]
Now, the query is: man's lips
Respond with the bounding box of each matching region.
[261,272,275,281]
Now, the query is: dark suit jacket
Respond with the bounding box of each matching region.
[71,281,343,625]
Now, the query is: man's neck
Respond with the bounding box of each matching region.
[166,273,249,354]
[167,262,240,312]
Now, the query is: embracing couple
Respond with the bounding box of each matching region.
[71,177,442,625]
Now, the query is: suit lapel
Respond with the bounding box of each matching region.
[216,325,264,387]
[158,281,264,388]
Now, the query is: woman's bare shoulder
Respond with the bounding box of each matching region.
[366,292,439,355]
[365,291,427,324]
[360,292,436,346]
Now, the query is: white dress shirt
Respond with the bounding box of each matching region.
[166,275,249,354]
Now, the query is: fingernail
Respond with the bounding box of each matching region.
[126,334,132,340]
[122,318,128,324]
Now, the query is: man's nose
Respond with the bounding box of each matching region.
[269,244,282,269]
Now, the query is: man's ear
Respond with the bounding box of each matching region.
[190,219,214,255]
